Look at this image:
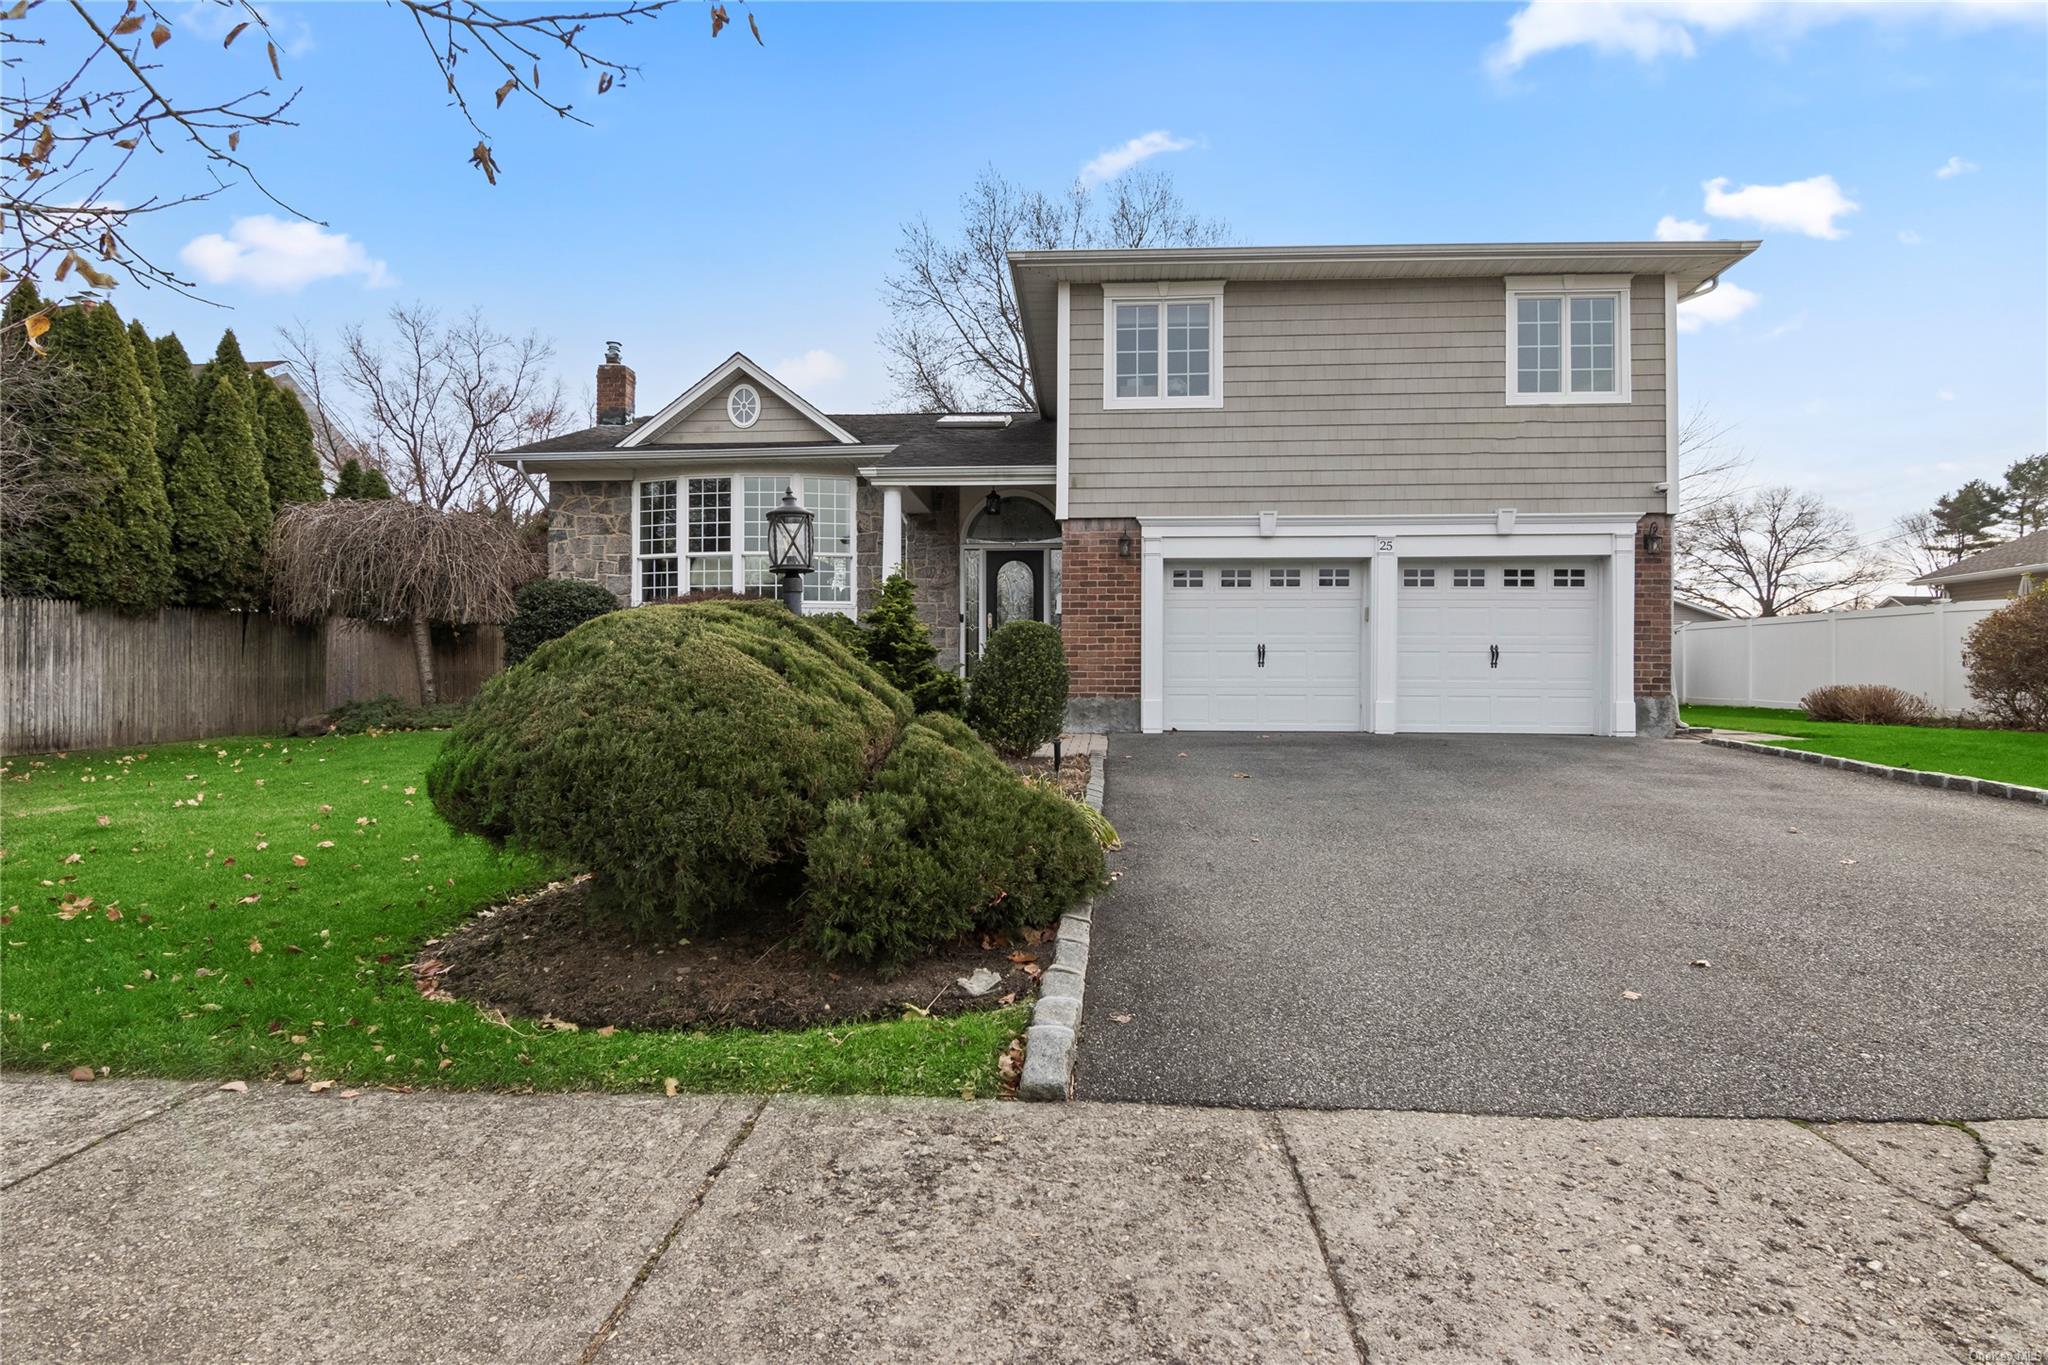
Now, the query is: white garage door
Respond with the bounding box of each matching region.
[1398,561,1602,734]
[1163,562,1365,731]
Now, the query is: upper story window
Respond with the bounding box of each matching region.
[1505,277,1631,406]
[1102,284,1225,411]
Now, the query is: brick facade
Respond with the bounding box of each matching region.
[1060,518,1142,701]
[1633,512,1673,697]
[855,485,962,663]
[548,480,632,602]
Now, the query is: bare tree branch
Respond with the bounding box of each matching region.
[1676,485,1889,617]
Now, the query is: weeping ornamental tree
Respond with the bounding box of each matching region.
[268,500,541,704]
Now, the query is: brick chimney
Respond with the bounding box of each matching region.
[595,340,635,425]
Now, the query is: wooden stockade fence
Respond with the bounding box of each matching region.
[1,597,504,754]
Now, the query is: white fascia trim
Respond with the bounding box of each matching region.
[1664,276,1679,516]
[858,464,1056,487]
[1916,561,2048,587]
[1503,278,1633,408]
[502,444,889,470]
[1138,511,1642,535]
[1056,281,1071,518]
[1100,281,1226,412]
[619,352,861,448]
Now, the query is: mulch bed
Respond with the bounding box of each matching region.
[1005,751,1091,800]
[414,877,1051,1033]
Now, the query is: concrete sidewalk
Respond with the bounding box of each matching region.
[3,1076,2043,1363]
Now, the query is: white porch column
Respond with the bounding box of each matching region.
[1369,538,1400,734]
[1608,533,1638,736]
[880,487,904,580]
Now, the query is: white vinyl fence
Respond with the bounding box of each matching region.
[1675,601,1998,715]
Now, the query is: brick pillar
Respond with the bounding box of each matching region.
[1060,518,1142,730]
[1633,511,1675,733]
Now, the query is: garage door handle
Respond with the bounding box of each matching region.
[1257,643,1266,668]
[1490,644,1500,669]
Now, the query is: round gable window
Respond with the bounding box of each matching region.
[727,384,761,429]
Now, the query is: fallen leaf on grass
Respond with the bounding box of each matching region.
[238,894,260,905]
[594,1025,616,1037]
[96,815,110,827]
[663,1077,679,1097]
[104,905,121,921]
[247,937,262,953]
[291,854,307,867]
[307,1080,335,1093]
[61,853,81,864]
[68,1066,93,1083]
[218,1080,247,1093]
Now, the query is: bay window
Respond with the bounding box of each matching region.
[635,472,855,611]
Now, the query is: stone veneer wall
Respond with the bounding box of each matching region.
[548,480,633,603]
[1634,511,1676,735]
[855,484,963,665]
[1060,518,1142,728]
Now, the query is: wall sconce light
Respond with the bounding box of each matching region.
[983,491,1003,518]
[1641,523,1665,558]
[1117,533,1132,559]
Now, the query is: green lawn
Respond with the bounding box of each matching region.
[0,732,1025,1097]
[1681,705,2048,789]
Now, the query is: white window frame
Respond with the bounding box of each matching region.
[1101,281,1225,412]
[726,384,761,429]
[629,470,858,614]
[1504,275,1632,407]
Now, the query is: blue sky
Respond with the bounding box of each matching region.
[96,1,2048,540]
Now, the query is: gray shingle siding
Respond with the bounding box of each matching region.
[1065,276,1669,518]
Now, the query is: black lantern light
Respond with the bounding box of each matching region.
[983,490,1003,518]
[1641,522,1665,558]
[765,485,815,612]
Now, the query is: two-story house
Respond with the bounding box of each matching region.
[502,239,1758,738]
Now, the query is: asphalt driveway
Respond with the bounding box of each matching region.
[1077,734,2048,1117]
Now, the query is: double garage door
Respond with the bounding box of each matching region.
[1161,559,1602,734]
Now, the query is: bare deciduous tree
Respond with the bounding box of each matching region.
[1677,485,1888,617]
[0,326,89,551]
[883,167,1228,412]
[285,305,570,515]
[1675,404,1750,524]
[4,0,730,311]
[268,499,541,702]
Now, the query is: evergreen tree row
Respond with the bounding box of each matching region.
[1,286,331,613]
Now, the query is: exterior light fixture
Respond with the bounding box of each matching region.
[1117,533,1132,558]
[765,486,815,612]
[983,490,1003,518]
[1641,523,1665,558]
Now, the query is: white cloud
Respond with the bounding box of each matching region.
[1935,155,1979,179]
[1676,280,1761,332]
[180,215,390,291]
[1897,228,1922,246]
[1701,174,1858,239]
[1079,131,1196,187]
[1763,313,1805,340]
[180,2,315,57]
[1487,1,2043,75]
[771,349,847,392]
[1654,215,1710,242]
[1937,387,1956,402]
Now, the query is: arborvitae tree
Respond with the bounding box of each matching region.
[863,573,939,689]
[20,302,175,610]
[165,430,240,606]
[199,373,273,608]
[152,333,197,467]
[255,377,324,510]
[127,318,164,453]
[1,281,82,598]
[358,464,393,499]
[333,458,364,499]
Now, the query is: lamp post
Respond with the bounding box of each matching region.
[765,485,816,613]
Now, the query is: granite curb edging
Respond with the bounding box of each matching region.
[1701,736,2048,805]
[1017,754,1108,1101]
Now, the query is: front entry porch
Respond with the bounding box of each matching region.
[865,474,1061,671]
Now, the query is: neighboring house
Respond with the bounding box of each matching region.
[1877,594,1941,609]
[502,240,1758,737]
[1673,597,1730,625]
[1909,527,2048,603]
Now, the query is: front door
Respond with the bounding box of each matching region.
[985,549,1045,636]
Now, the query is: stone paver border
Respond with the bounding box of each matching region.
[1701,735,2048,805]
[1018,741,1107,1101]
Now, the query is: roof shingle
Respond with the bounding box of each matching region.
[505,412,1053,471]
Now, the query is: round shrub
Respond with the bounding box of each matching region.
[428,600,911,933]
[505,578,620,665]
[1963,587,2048,730]
[803,713,1104,972]
[966,620,1069,757]
[1799,683,1933,726]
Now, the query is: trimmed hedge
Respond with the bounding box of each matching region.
[966,620,1069,757]
[506,577,620,665]
[804,713,1104,972]
[429,600,911,933]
